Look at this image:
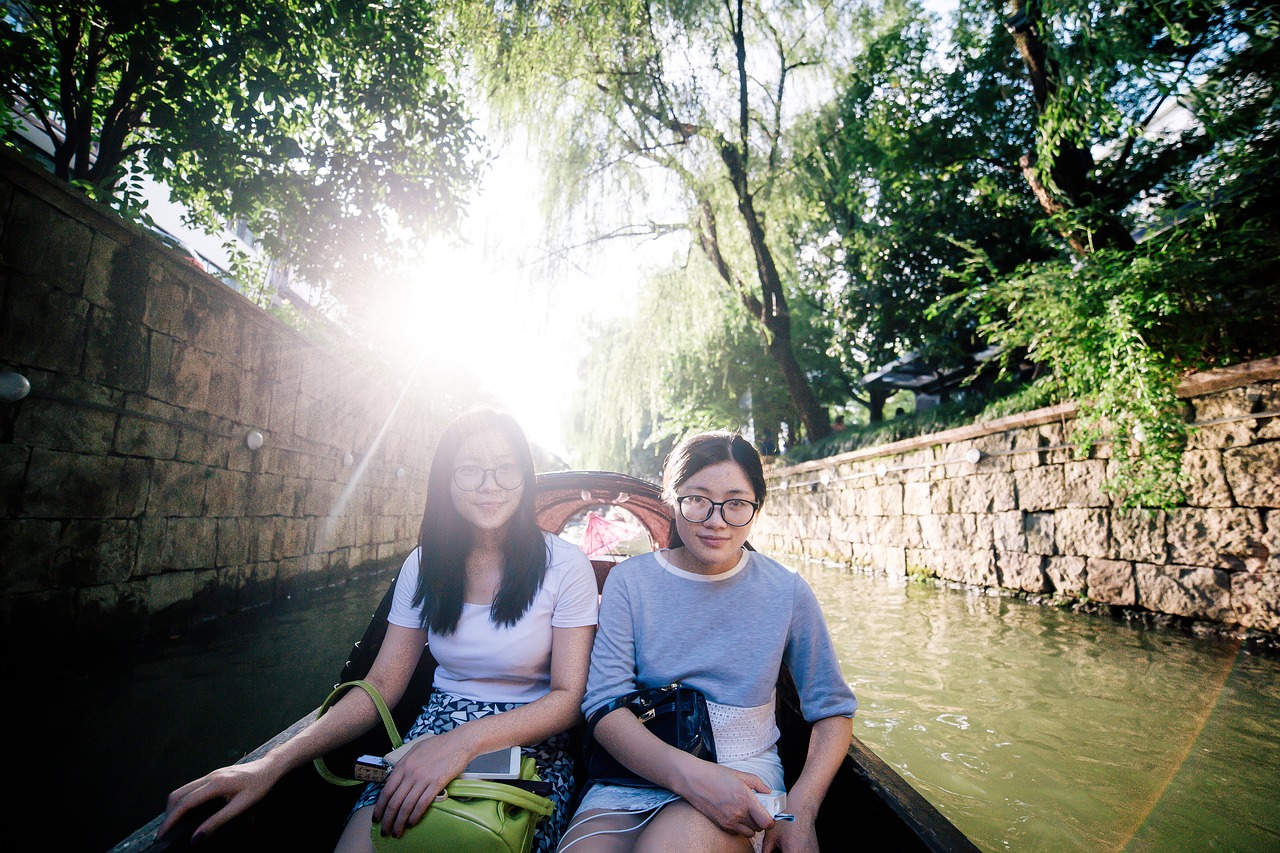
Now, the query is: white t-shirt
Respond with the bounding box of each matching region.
[388,532,598,703]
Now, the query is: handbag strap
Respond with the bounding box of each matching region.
[313,679,404,786]
[443,778,555,817]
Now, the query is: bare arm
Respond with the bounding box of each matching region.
[158,623,429,842]
[762,714,852,853]
[374,624,595,838]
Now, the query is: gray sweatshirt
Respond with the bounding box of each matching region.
[583,549,858,725]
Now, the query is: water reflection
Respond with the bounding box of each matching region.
[801,563,1280,852]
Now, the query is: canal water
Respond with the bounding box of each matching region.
[53,563,1280,852]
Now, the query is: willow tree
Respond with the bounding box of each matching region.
[566,264,802,476]
[0,0,479,291]
[464,0,866,442]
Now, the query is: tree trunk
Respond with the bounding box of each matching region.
[1007,0,1136,253]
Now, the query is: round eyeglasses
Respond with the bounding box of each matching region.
[453,464,525,491]
[675,495,759,527]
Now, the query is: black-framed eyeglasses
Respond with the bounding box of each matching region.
[675,495,759,527]
[453,464,525,491]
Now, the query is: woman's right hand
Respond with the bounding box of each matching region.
[372,730,475,839]
[673,759,776,838]
[157,757,281,843]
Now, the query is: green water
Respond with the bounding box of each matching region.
[801,563,1280,852]
[48,565,1280,851]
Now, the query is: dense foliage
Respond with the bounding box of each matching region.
[0,0,480,291]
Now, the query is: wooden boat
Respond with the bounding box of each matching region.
[113,470,979,852]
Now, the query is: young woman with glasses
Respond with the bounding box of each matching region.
[161,409,598,853]
[558,430,856,853]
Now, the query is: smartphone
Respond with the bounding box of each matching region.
[459,746,522,779]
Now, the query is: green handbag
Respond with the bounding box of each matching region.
[313,680,555,853]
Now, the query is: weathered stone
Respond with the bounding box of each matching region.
[954,472,1016,513]
[0,443,29,516]
[162,517,216,569]
[0,281,88,373]
[1024,512,1056,555]
[1046,556,1087,597]
[1166,508,1265,571]
[1110,508,1167,564]
[1231,570,1280,633]
[1180,449,1235,507]
[144,568,200,613]
[1223,442,1280,507]
[247,473,287,516]
[84,307,149,392]
[113,412,180,460]
[12,394,115,454]
[280,517,309,558]
[1187,389,1253,450]
[0,519,60,592]
[21,448,148,518]
[1055,508,1111,558]
[903,481,931,515]
[204,468,251,516]
[53,519,140,586]
[1,192,92,289]
[1136,563,1232,621]
[993,511,1025,552]
[1063,459,1110,507]
[999,551,1049,592]
[215,516,254,567]
[1014,466,1066,512]
[1086,557,1136,605]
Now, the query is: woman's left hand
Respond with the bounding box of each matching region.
[372,731,475,839]
[761,811,820,853]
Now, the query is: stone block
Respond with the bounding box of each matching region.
[141,274,189,340]
[1223,442,1280,507]
[1136,563,1232,622]
[1187,389,1253,450]
[903,481,930,515]
[1231,570,1280,633]
[84,234,153,320]
[954,472,1014,514]
[1046,555,1087,597]
[1009,428,1047,470]
[1063,459,1109,507]
[1110,508,1167,564]
[1025,512,1056,555]
[12,394,115,454]
[53,518,140,586]
[0,519,60,593]
[280,517,309,558]
[84,308,149,392]
[1055,508,1110,558]
[113,411,181,460]
[866,483,904,517]
[1,191,92,289]
[162,517,216,569]
[21,448,148,518]
[1166,508,1265,571]
[206,361,247,420]
[147,459,209,517]
[203,468,251,516]
[247,473,287,516]
[1180,449,1234,507]
[215,516,254,567]
[133,516,167,577]
[1086,557,1136,606]
[160,343,213,409]
[1014,466,1066,512]
[254,517,282,561]
[1,281,88,373]
[144,568,200,613]
[999,551,1050,593]
[993,511,1026,552]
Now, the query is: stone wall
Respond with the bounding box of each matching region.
[0,150,448,647]
[753,358,1280,639]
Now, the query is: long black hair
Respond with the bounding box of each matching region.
[413,408,547,633]
[661,430,766,549]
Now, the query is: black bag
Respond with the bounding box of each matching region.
[584,683,717,788]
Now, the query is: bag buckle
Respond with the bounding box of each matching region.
[636,707,656,723]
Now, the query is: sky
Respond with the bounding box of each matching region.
[385,136,674,464]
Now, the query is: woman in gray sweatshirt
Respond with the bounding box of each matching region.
[559,431,857,853]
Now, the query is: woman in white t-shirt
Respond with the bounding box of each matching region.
[160,409,599,853]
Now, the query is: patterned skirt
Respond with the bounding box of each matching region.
[352,690,577,853]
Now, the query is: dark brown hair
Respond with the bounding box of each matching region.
[413,408,546,633]
[661,430,766,548]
